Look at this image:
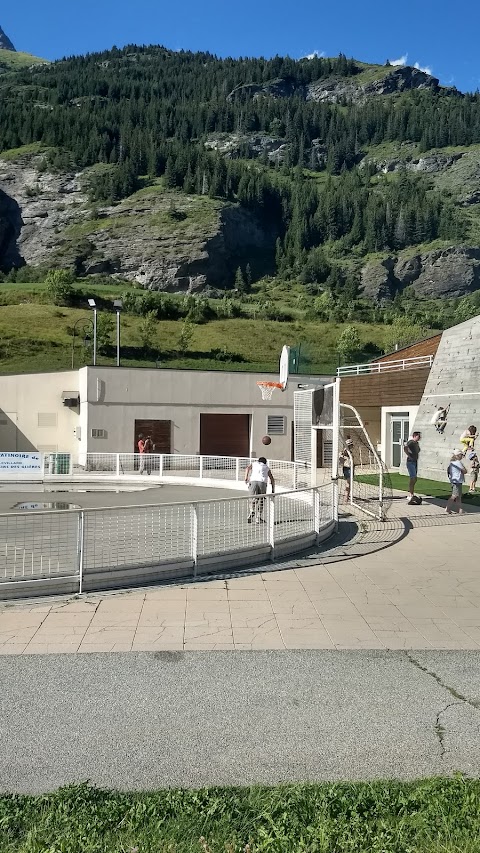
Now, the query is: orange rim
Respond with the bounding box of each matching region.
[256,381,283,389]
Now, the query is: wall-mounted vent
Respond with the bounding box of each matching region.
[266,415,286,436]
[91,428,107,439]
[38,413,57,428]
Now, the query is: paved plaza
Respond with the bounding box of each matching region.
[1,495,480,653]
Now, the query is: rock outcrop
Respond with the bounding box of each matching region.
[361,246,480,302]
[205,132,331,167]
[364,152,464,175]
[0,154,276,290]
[228,66,456,106]
[0,26,15,51]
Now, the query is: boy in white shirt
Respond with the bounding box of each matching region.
[245,457,275,523]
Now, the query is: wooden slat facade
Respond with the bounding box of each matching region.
[372,334,441,364]
[340,368,431,408]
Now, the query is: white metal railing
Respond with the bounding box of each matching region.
[337,354,434,377]
[0,484,334,597]
[76,453,312,491]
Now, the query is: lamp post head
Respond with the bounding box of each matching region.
[87,298,96,308]
[113,299,123,310]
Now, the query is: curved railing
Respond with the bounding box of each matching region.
[0,455,335,600]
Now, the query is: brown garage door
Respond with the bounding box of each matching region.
[134,419,172,453]
[200,414,250,457]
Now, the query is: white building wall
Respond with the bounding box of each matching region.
[0,366,332,462]
[0,371,79,454]
[84,367,330,460]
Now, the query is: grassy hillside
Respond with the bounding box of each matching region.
[0,48,48,70]
[0,281,394,375]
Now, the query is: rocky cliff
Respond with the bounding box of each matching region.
[361,246,480,301]
[0,154,275,290]
[228,65,457,105]
[0,26,15,51]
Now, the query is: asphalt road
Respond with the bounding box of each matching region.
[1,650,480,792]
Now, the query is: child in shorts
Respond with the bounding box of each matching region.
[446,451,467,515]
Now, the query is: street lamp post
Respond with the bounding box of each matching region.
[88,299,97,366]
[113,299,123,367]
[71,317,94,369]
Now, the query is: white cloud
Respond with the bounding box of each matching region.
[301,50,326,60]
[414,61,432,75]
[389,55,407,66]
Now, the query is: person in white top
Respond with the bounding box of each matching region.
[446,450,467,515]
[244,457,275,523]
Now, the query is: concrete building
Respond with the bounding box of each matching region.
[0,366,331,462]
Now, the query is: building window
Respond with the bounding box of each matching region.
[37,413,57,428]
[266,415,286,436]
[91,428,107,439]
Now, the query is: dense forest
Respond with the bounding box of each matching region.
[0,45,477,289]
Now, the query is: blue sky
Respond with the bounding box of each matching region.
[3,0,480,93]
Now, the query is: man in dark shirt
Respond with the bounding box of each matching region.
[404,430,421,504]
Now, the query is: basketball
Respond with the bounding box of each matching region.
[262,435,272,445]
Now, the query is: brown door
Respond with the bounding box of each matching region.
[134,419,172,453]
[200,414,250,457]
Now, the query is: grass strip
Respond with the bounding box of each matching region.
[357,472,480,507]
[1,779,480,852]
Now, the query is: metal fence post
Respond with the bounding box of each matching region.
[77,510,85,594]
[199,456,204,479]
[116,454,120,477]
[269,494,275,561]
[313,487,320,543]
[159,454,164,478]
[192,503,198,577]
[235,457,240,482]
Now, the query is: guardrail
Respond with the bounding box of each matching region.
[0,485,334,599]
[337,354,434,377]
[76,453,312,490]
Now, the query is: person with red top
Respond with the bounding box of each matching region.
[137,434,146,474]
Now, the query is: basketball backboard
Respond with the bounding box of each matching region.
[279,345,290,390]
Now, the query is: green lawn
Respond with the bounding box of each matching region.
[2,779,480,852]
[357,473,480,507]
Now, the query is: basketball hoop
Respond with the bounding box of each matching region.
[257,381,284,400]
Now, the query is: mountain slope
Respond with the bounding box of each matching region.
[0,45,479,305]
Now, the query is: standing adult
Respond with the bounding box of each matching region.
[404,430,421,504]
[143,434,153,475]
[339,438,354,504]
[137,433,146,474]
[244,456,275,523]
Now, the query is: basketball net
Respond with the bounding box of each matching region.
[257,381,283,400]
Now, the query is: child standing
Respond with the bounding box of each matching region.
[446,451,467,515]
[468,451,480,494]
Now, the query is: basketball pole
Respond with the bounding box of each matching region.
[332,378,341,528]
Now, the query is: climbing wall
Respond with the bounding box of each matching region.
[411,315,480,482]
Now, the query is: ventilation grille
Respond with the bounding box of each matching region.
[37,413,57,428]
[91,428,107,439]
[266,415,286,436]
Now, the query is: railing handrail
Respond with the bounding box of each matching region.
[0,482,324,522]
[337,354,434,376]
